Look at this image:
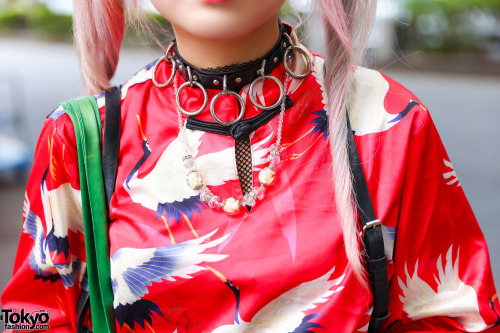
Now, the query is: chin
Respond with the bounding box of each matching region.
[181,17,262,40]
[151,0,284,41]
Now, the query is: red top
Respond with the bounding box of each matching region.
[2,43,500,332]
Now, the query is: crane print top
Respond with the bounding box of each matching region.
[2,31,500,332]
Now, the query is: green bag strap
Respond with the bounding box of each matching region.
[62,97,116,333]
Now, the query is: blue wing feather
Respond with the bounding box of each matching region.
[156,195,205,222]
[111,230,227,330]
[310,110,329,140]
[290,313,325,333]
[24,210,39,240]
[115,299,162,330]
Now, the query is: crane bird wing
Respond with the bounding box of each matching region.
[127,127,275,209]
[125,128,205,209]
[213,266,345,333]
[250,267,345,331]
[398,246,488,331]
[23,194,81,288]
[345,68,395,136]
[197,131,274,187]
[313,59,415,137]
[23,195,55,276]
[111,229,230,308]
[40,181,83,236]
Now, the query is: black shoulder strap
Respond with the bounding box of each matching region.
[347,118,390,332]
[76,86,121,333]
[102,86,122,210]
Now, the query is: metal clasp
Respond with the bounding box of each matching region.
[257,59,266,79]
[222,74,228,96]
[362,219,381,238]
[186,66,194,87]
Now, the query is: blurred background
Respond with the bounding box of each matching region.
[0,0,499,326]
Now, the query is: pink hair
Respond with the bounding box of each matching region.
[73,0,376,285]
[73,0,137,94]
[316,0,377,288]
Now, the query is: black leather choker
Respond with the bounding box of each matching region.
[171,22,293,92]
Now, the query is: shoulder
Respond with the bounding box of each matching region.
[347,67,429,138]
[303,53,430,139]
[94,58,160,110]
[45,57,161,138]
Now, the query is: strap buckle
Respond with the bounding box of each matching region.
[362,219,381,238]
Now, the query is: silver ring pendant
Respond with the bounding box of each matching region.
[249,75,285,111]
[176,81,209,116]
[210,91,246,126]
[152,43,176,88]
[283,46,312,79]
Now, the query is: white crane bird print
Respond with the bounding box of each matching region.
[125,115,274,241]
[398,246,490,331]
[211,266,345,332]
[111,229,230,330]
[22,194,82,288]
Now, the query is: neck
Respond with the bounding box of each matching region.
[173,16,280,69]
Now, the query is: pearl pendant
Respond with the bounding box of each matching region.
[259,167,277,187]
[187,171,204,190]
[222,197,241,215]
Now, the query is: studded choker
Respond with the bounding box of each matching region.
[171,22,293,92]
[152,22,311,126]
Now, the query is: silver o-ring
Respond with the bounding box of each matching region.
[283,32,294,48]
[176,81,209,116]
[210,91,246,126]
[283,46,312,79]
[152,43,176,88]
[249,75,285,111]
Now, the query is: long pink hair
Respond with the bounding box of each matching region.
[73,0,376,286]
[316,0,377,286]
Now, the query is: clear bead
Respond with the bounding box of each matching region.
[269,154,281,166]
[270,143,283,153]
[253,185,266,200]
[243,193,257,207]
[200,188,212,202]
[183,157,195,170]
[208,195,221,208]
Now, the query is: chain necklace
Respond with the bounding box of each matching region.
[174,73,291,215]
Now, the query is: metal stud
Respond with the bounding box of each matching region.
[213,79,220,86]
[273,57,279,64]
[235,77,242,84]
[193,75,198,81]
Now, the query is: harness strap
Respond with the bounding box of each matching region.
[102,86,122,211]
[347,118,390,332]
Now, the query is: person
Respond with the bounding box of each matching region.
[1,0,499,332]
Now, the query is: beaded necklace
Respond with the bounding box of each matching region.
[174,73,290,215]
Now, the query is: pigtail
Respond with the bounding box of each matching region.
[73,0,130,94]
[315,0,377,287]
